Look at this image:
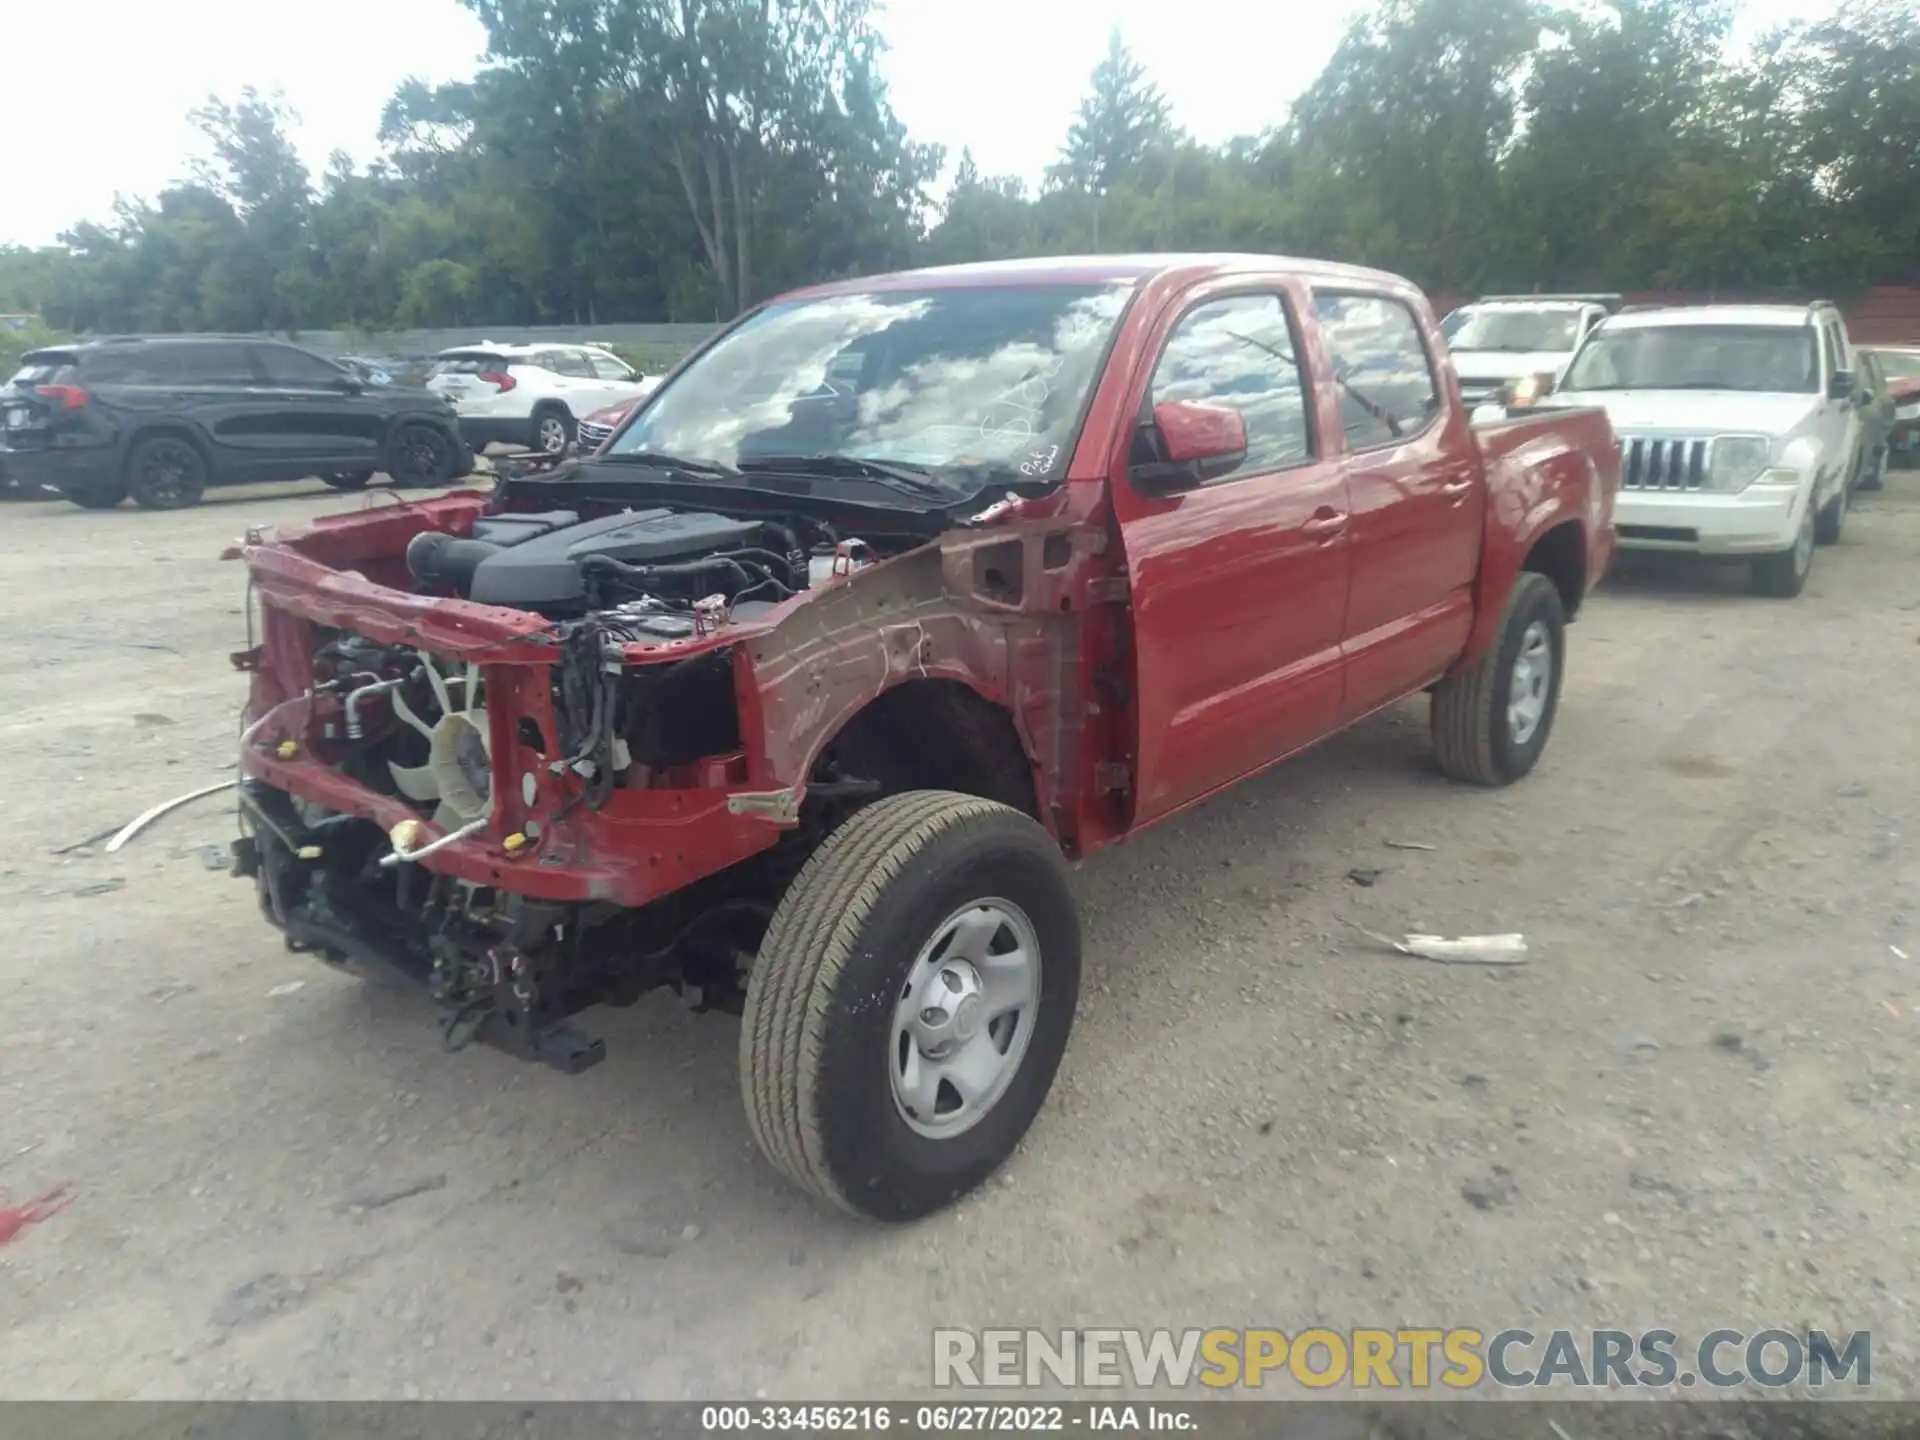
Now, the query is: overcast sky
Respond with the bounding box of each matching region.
[5,0,1839,249]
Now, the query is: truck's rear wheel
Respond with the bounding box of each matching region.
[1430,571,1566,786]
[741,791,1080,1222]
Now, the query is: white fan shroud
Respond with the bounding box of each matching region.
[388,657,493,828]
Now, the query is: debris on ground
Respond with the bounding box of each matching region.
[1461,1165,1517,1211]
[343,1174,447,1214]
[1893,945,1910,961]
[73,879,126,897]
[1383,839,1437,851]
[51,823,126,856]
[1343,918,1529,965]
[1616,1032,1661,1056]
[132,713,177,728]
[104,779,237,853]
[267,980,307,998]
[0,1185,73,1246]
[1347,867,1384,887]
[201,844,232,871]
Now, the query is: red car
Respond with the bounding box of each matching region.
[574,395,643,453]
[228,254,1619,1221]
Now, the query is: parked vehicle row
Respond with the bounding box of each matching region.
[228,253,1621,1223]
[1440,293,1621,408]
[1471,297,1899,598]
[0,336,475,509]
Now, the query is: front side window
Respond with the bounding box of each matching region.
[542,350,595,379]
[1145,293,1312,481]
[1313,293,1442,450]
[606,282,1135,486]
[1562,325,1818,394]
[587,351,634,382]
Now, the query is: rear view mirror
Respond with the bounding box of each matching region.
[1828,369,1855,401]
[1130,400,1248,494]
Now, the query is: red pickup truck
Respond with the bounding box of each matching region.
[230,255,1619,1221]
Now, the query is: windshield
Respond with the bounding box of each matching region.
[1872,349,1920,380]
[605,283,1135,485]
[1562,325,1818,394]
[1448,308,1581,354]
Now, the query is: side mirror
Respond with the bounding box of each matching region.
[1130,400,1248,494]
[1828,369,1855,401]
[1502,372,1557,409]
[333,376,364,395]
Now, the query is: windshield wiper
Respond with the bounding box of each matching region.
[736,454,951,498]
[599,449,740,478]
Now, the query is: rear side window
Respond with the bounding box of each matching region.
[165,343,253,384]
[252,344,347,387]
[1146,293,1314,482]
[428,352,507,377]
[1313,293,1442,451]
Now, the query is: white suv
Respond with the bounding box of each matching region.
[425,342,659,455]
[1539,302,1865,598]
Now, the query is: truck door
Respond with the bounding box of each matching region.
[1308,290,1484,719]
[1109,284,1352,825]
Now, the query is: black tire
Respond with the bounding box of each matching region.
[1430,570,1567,786]
[1752,500,1816,598]
[531,405,574,456]
[63,482,128,510]
[1815,478,1847,545]
[386,423,456,488]
[741,790,1081,1223]
[124,435,208,510]
[323,469,375,491]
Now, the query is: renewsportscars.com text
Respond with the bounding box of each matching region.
[932,1327,1871,1390]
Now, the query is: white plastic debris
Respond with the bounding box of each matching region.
[1343,918,1529,966]
[103,780,238,854]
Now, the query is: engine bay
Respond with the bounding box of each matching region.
[402,505,886,633]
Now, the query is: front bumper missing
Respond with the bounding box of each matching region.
[234,781,607,1075]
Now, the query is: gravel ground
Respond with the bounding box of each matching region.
[0,472,1915,1402]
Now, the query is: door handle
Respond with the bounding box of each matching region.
[1440,476,1474,495]
[1303,508,1348,535]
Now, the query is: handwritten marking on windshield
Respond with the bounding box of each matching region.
[1019,445,1061,477]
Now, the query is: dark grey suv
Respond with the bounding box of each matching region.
[0,335,474,510]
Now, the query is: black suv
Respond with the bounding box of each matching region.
[0,335,474,510]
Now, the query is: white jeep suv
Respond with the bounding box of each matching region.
[1540,302,1864,598]
[425,342,659,455]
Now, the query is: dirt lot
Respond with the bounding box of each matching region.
[0,472,1915,1402]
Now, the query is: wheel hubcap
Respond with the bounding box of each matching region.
[891,899,1041,1139]
[1507,620,1552,747]
[539,418,567,453]
[144,444,193,499]
[1795,507,1815,574]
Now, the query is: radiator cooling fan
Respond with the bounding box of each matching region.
[388,656,493,826]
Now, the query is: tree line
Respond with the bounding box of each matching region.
[1,0,1915,342]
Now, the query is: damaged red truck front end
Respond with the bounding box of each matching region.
[230,253,1616,1220]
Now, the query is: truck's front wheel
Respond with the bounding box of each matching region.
[741,791,1081,1222]
[1430,571,1567,786]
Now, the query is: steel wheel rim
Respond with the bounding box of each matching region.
[395,426,444,482]
[890,898,1041,1139]
[538,416,568,453]
[140,441,197,502]
[1507,620,1552,747]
